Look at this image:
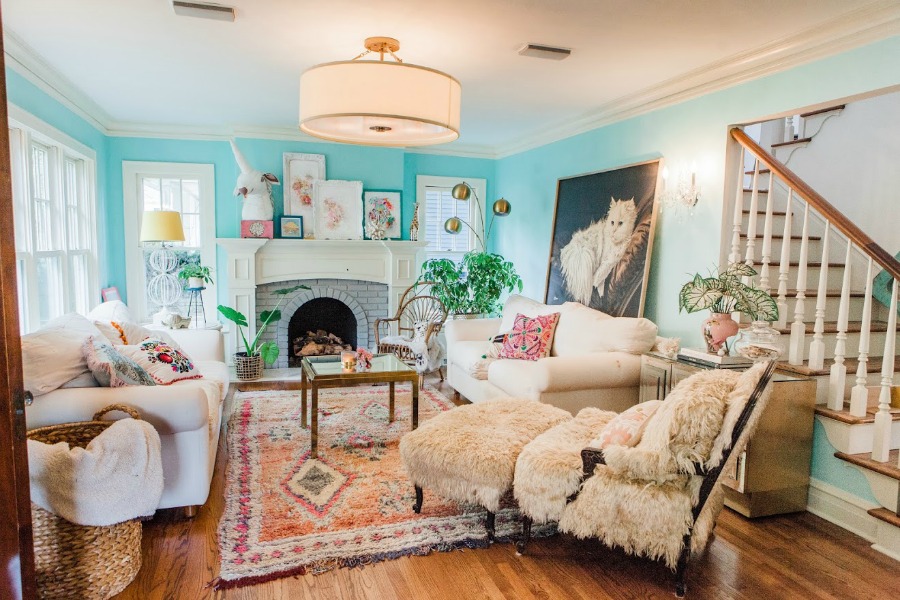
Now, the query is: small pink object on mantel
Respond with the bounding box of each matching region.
[701,312,739,354]
[241,220,274,239]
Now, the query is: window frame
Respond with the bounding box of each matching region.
[122,161,216,323]
[9,105,99,333]
[416,175,486,262]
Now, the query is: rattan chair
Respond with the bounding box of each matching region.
[374,281,448,383]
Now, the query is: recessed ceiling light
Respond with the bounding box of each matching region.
[517,43,571,61]
[172,1,235,22]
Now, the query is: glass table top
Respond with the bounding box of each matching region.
[303,353,414,378]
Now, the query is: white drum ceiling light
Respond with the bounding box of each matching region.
[299,37,461,147]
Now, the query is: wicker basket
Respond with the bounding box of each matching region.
[234,352,264,380]
[27,405,144,600]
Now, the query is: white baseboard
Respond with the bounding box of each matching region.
[807,478,900,561]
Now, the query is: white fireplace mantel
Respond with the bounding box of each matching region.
[216,238,426,357]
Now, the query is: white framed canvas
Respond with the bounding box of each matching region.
[283,153,325,238]
[312,180,363,240]
[363,190,402,240]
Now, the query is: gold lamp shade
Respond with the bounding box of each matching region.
[140,210,185,243]
[492,198,511,216]
[451,183,471,200]
[444,216,463,234]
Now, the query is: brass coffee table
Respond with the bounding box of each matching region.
[300,354,419,458]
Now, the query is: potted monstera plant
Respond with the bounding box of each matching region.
[420,251,523,317]
[218,284,308,380]
[679,262,779,355]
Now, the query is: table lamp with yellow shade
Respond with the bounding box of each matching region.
[140,210,186,326]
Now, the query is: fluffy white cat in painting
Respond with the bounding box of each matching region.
[560,197,638,304]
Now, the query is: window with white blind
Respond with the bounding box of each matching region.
[416,175,485,262]
[123,162,216,323]
[9,112,98,334]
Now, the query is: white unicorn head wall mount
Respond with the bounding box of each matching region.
[231,140,279,221]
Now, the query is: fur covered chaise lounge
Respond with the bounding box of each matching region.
[399,397,570,540]
[513,362,776,598]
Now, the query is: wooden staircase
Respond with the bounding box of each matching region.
[728,126,900,557]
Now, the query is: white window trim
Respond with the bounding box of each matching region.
[122,161,216,323]
[416,175,486,259]
[9,105,99,332]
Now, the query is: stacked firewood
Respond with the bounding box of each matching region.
[293,330,353,356]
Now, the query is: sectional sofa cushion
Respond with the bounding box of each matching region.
[22,313,110,396]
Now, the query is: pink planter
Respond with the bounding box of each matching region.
[702,313,739,354]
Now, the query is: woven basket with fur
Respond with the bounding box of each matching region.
[27,405,144,600]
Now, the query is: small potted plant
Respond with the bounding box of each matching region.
[419,251,523,317]
[217,284,308,380]
[178,264,214,289]
[679,262,779,355]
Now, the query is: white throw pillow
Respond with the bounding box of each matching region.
[21,313,108,396]
[87,300,135,324]
[554,310,658,357]
[499,295,566,335]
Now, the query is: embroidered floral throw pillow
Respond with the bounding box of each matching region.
[499,312,561,361]
[82,337,156,387]
[117,338,202,385]
[590,400,662,449]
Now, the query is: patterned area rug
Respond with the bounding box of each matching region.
[215,384,538,589]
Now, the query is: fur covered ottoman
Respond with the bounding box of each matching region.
[399,397,570,539]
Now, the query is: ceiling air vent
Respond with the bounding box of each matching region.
[172,1,236,22]
[517,43,571,61]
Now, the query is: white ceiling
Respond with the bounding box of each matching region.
[3,0,899,154]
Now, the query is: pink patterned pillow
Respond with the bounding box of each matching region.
[591,400,662,449]
[499,312,561,361]
[117,338,202,385]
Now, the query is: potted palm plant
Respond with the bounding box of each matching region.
[679,263,779,354]
[217,284,308,380]
[177,264,214,289]
[420,251,523,317]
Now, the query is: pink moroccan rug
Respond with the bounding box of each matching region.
[215,384,537,589]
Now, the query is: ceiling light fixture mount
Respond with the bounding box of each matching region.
[299,37,461,147]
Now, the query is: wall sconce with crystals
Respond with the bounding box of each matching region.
[443,182,512,250]
[661,165,701,215]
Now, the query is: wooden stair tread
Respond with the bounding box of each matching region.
[743,188,769,193]
[774,320,889,335]
[781,289,866,298]
[740,234,821,241]
[771,137,812,148]
[868,507,900,528]
[800,104,846,118]
[743,209,789,216]
[753,260,845,268]
[744,168,772,175]
[815,398,900,424]
[835,449,900,481]
[783,354,900,377]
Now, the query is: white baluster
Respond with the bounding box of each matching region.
[743,161,760,275]
[729,147,746,265]
[784,116,795,142]
[849,258,874,417]
[827,239,853,410]
[807,222,831,370]
[872,279,898,462]
[788,203,810,365]
[759,172,776,292]
[775,189,793,329]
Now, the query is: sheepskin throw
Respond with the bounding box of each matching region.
[381,321,445,374]
[400,398,571,512]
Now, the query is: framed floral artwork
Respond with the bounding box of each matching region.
[312,180,363,240]
[363,190,401,240]
[280,216,304,238]
[283,153,325,238]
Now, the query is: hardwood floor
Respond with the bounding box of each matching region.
[117,377,900,599]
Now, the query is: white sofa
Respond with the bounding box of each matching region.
[25,326,229,512]
[445,295,657,415]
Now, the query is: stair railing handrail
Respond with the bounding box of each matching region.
[730,127,900,281]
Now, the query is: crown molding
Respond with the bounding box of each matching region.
[494,0,900,158]
[3,28,113,133]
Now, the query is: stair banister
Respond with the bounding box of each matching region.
[744,161,760,275]
[774,190,793,330]
[729,146,746,265]
[789,203,810,366]
[848,257,874,418]
[872,282,897,462]
[759,171,775,291]
[827,239,853,410]
[807,222,830,371]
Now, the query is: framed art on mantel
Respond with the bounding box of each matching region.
[363,190,401,240]
[545,159,661,318]
[312,180,363,240]
[283,153,325,238]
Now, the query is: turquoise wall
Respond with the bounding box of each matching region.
[494,35,900,349]
[5,69,111,286]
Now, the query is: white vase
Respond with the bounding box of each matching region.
[187,277,205,289]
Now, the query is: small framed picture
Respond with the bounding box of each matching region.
[281,216,304,239]
[101,286,121,302]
